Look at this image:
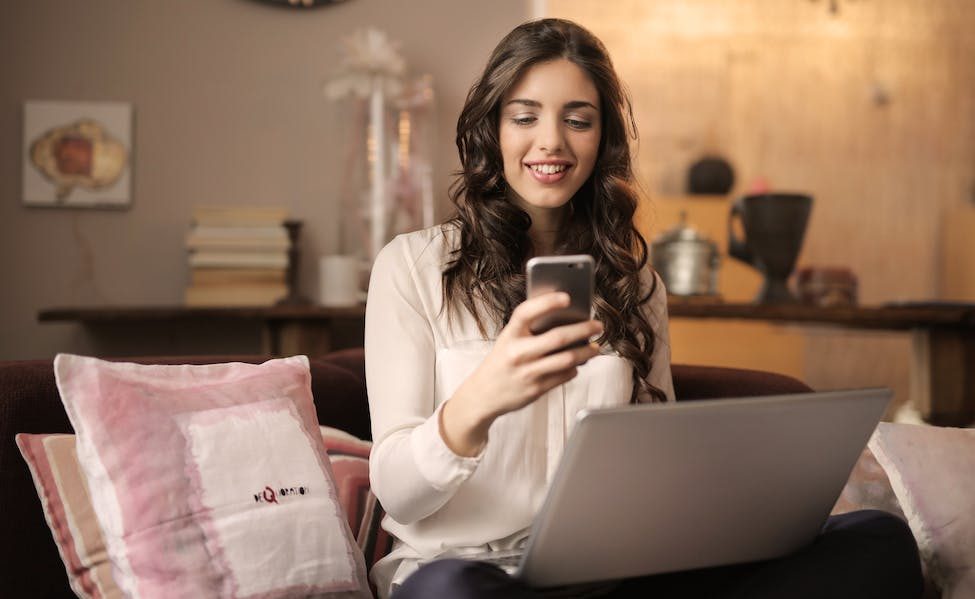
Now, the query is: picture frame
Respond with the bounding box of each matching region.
[22,100,133,209]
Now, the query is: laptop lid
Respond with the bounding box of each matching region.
[516,388,891,588]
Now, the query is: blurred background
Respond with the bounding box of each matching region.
[2,0,973,419]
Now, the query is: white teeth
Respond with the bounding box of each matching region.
[530,164,567,175]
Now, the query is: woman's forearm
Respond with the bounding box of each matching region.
[439,380,496,457]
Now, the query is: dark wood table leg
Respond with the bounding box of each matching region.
[911,329,975,426]
[275,320,334,357]
[261,320,282,356]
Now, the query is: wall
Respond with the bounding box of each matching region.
[0,0,529,360]
[547,0,975,410]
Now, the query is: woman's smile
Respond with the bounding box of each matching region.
[525,160,574,183]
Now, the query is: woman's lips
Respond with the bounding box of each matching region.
[526,163,571,184]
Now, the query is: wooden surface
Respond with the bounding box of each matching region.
[911,330,975,426]
[941,202,975,301]
[38,304,366,357]
[39,301,975,426]
[40,302,975,330]
[668,300,975,330]
[38,304,368,322]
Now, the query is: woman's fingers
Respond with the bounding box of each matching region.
[506,292,570,336]
[531,367,579,396]
[514,319,603,362]
[477,292,602,415]
[522,341,601,382]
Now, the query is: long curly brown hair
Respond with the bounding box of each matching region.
[442,18,666,403]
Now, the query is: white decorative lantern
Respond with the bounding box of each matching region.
[324,29,436,290]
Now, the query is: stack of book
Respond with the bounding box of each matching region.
[184,206,292,307]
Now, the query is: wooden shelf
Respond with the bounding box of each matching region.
[667,300,975,331]
[39,304,366,323]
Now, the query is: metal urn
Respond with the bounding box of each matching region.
[651,211,721,297]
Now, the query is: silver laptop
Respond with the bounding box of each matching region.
[500,388,890,588]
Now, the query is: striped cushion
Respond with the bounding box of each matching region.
[16,426,390,598]
[15,433,119,599]
[317,427,394,584]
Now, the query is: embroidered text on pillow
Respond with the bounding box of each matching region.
[254,485,311,504]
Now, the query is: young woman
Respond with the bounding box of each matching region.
[364,18,922,599]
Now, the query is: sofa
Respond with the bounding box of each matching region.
[0,349,832,597]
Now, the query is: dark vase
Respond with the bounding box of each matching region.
[687,156,735,195]
[728,193,813,303]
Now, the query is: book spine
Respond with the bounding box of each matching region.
[184,284,288,307]
[190,268,287,286]
[191,206,289,227]
[186,237,291,252]
[188,252,289,269]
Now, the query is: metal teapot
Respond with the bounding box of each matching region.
[650,211,720,296]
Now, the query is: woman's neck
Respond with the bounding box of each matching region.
[529,229,559,256]
[523,205,568,257]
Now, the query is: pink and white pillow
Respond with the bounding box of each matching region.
[869,422,975,599]
[17,426,389,599]
[49,354,370,598]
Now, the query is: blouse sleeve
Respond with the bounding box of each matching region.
[364,236,481,524]
[640,269,676,402]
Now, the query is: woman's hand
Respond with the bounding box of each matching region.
[440,292,603,456]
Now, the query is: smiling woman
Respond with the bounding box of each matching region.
[364,18,676,598]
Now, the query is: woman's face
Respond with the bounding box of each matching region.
[499,59,601,219]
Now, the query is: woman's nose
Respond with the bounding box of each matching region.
[536,117,564,153]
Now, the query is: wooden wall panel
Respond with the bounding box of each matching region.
[549,0,975,413]
[941,202,975,300]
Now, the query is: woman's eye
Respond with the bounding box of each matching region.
[565,119,591,130]
[511,116,536,126]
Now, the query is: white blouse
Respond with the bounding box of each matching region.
[364,225,675,597]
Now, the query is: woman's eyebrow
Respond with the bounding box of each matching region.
[505,98,541,108]
[504,99,599,110]
[564,100,599,111]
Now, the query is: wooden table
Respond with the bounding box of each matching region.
[39,301,975,426]
[38,304,367,358]
[668,300,975,426]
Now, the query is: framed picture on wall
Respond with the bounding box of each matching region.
[22,100,133,208]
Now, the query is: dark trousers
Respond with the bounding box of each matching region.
[392,510,923,599]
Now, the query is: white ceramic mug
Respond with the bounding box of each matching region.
[318,255,365,307]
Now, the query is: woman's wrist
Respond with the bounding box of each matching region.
[439,383,495,457]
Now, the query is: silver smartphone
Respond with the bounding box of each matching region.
[526,255,594,337]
